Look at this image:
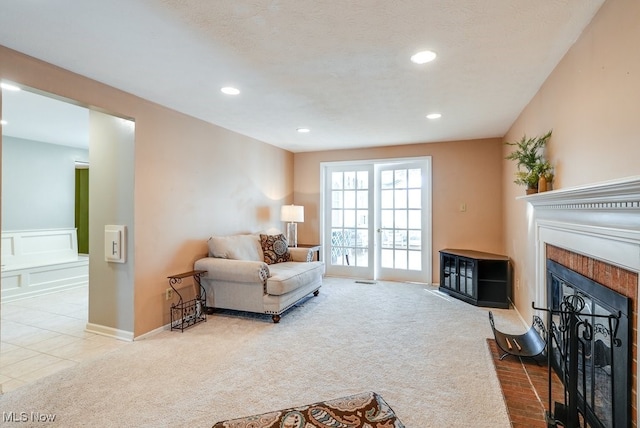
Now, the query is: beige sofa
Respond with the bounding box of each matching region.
[194,233,324,323]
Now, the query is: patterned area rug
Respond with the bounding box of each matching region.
[212,391,405,428]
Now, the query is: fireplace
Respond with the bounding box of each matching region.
[545,258,630,427]
[522,175,640,427]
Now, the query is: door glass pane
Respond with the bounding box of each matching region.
[395,250,407,269]
[356,210,368,227]
[344,172,356,189]
[331,210,343,227]
[394,189,407,209]
[381,249,393,268]
[381,170,394,189]
[357,190,368,208]
[395,169,407,188]
[332,190,343,208]
[381,210,393,229]
[381,190,393,208]
[408,250,421,270]
[332,172,343,189]
[408,168,421,188]
[408,189,421,208]
[344,190,356,208]
[357,171,368,189]
[394,210,407,229]
[408,210,420,229]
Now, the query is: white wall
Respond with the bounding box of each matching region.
[1,136,88,230]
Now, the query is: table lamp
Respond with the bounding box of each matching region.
[280,204,304,247]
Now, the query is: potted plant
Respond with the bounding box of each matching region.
[537,160,554,192]
[505,130,552,194]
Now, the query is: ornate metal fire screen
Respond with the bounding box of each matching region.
[534,259,630,428]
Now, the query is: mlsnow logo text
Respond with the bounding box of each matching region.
[3,412,57,423]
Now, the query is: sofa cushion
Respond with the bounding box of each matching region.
[208,235,261,262]
[260,234,291,264]
[266,261,323,296]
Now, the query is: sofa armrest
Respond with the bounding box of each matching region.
[289,247,314,262]
[194,257,270,282]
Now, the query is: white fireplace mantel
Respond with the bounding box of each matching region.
[520,175,640,425]
[519,175,640,208]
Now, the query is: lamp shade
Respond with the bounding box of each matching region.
[281,204,304,223]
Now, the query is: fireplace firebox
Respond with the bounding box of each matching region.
[541,259,631,428]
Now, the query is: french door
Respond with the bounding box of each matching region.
[323,157,431,282]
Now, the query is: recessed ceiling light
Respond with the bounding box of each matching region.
[426,113,442,120]
[220,86,240,95]
[411,50,437,64]
[0,82,21,91]
[0,120,7,126]
[297,128,310,133]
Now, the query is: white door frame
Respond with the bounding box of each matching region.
[320,156,432,282]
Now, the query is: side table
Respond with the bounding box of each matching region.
[168,269,207,332]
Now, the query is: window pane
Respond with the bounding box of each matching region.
[332,191,343,208]
[408,210,421,229]
[344,190,356,209]
[344,210,356,227]
[381,249,394,268]
[408,250,421,270]
[408,168,421,188]
[394,230,407,249]
[394,189,407,209]
[395,250,407,269]
[381,230,393,249]
[343,229,356,246]
[381,190,394,208]
[356,210,368,228]
[395,169,407,188]
[356,229,368,248]
[332,210,343,227]
[408,189,421,208]
[357,190,368,209]
[356,248,369,267]
[357,171,368,189]
[381,210,393,228]
[395,210,407,229]
[332,172,343,189]
[381,170,394,189]
[344,171,356,189]
[408,230,421,250]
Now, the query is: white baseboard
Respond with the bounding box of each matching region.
[134,323,172,341]
[85,323,134,342]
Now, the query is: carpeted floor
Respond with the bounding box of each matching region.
[0,277,525,427]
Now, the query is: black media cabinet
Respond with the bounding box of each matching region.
[439,249,511,308]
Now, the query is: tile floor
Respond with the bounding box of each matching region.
[0,286,129,393]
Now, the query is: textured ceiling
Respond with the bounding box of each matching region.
[0,0,604,152]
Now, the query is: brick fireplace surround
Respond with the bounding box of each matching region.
[522,175,640,427]
[546,244,638,425]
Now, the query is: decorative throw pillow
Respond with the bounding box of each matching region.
[260,234,291,264]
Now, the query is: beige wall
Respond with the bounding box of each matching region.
[0,45,293,337]
[503,0,640,320]
[294,138,505,283]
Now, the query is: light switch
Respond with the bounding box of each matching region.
[459,203,467,212]
[105,225,126,263]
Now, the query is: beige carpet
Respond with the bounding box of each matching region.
[0,277,523,427]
